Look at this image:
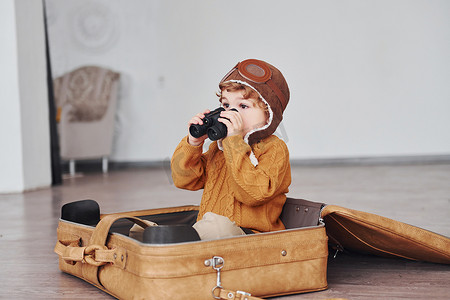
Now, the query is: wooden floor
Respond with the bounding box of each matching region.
[1,162,449,299]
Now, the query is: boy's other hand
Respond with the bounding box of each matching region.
[219,110,244,138]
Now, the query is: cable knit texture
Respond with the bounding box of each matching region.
[171,134,291,232]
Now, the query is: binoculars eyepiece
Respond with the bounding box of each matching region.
[189,107,236,141]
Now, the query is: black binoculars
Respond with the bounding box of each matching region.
[189,107,236,141]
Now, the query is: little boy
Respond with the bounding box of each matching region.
[171,59,291,234]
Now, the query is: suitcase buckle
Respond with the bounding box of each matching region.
[237,291,251,297]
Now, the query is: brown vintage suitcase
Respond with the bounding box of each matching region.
[55,199,329,300]
[54,198,450,299]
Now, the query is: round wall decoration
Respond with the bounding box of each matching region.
[69,2,119,53]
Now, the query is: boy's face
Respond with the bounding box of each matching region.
[220,90,268,136]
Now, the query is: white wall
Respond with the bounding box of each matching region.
[0,0,24,193]
[47,0,450,162]
[0,0,51,193]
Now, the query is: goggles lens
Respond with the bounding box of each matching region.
[237,59,272,83]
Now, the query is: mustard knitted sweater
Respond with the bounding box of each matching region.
[171,134,291,232]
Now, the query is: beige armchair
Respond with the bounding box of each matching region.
[53,66,120,175]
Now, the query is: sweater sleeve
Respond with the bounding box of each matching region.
[170,136,207,191]
[222,135,290,206]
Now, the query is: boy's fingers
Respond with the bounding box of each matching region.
[222,111,242,126]
[188,117,201,126]
[221,110,240,119]
[218,117,231,125]
[188,111,209,127]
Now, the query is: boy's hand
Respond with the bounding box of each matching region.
[219,110,244,138]
[187,109,210,146]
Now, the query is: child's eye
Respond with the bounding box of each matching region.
[222,103,230,108]
[240,104,249,109]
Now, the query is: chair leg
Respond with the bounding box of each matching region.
[102,157,108,174]
[69,159,76,176]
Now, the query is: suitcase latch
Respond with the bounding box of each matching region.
[206,256,224,299]
[207,256,253,300]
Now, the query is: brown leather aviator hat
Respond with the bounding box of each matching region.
[220,59,290,145]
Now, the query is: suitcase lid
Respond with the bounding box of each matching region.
[320,204,450,264]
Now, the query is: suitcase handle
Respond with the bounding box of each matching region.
[89,214,150,246]
[55,214,149,265]
[55,214,151,287]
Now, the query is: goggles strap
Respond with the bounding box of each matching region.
[266,79,287,111]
